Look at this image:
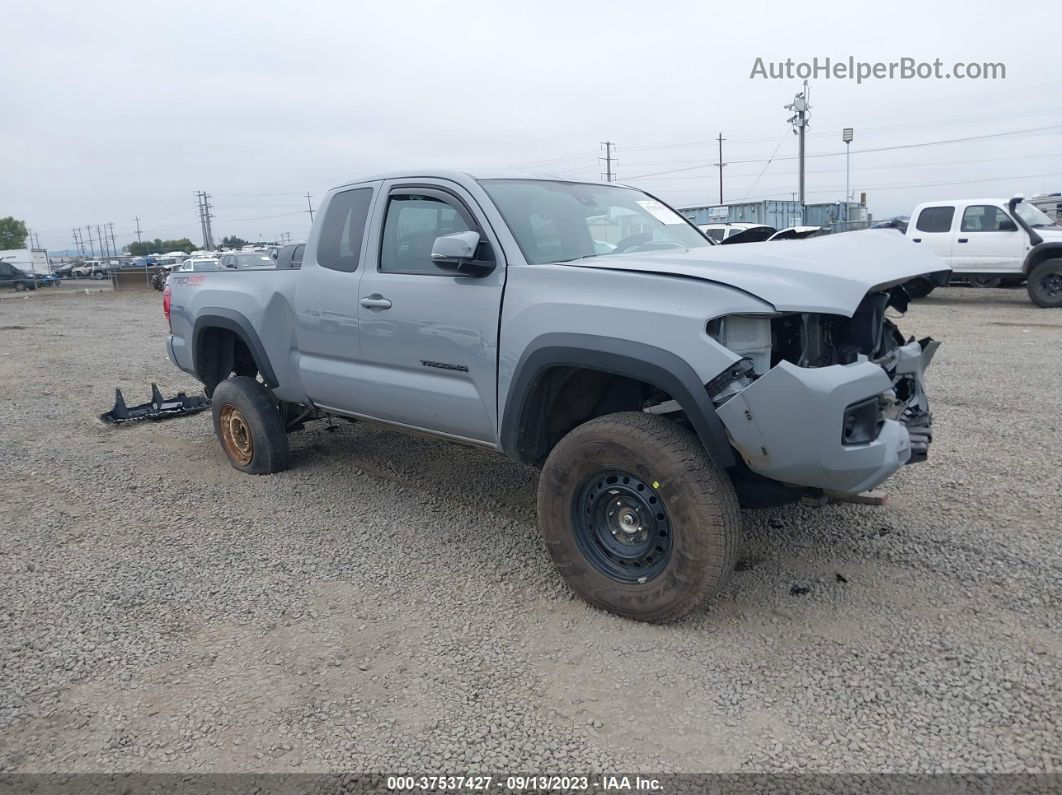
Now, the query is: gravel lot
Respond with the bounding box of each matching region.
[1,287,1060,774]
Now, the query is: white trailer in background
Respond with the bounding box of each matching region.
[0,248,50,274]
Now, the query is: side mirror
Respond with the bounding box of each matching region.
[431,231,493,276]
[998,218,1018,232]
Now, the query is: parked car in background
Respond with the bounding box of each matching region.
[220,252,275,270]
[274,243,305,270]
[0,262,38,291]
[176,257,221,273]
[906,195,1062,305]
[33,272,62,287]
[871,216,910,233]
[698,222,773,243]
[768,225,823,241]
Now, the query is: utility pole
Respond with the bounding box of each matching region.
[713,132,727,204]
[134,216,143,245]
[85,226,95,257]
[842,127,854,229]
[196,192,207,250]
[73,228,83,256]
[195,191,215,250]
[785,81,811,215]
[599,141,617,182]
[305,193,315,222]
[96,224,108,257]
[203,193,215,250]
[108,222,118,255]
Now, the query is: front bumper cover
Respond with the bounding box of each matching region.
[716,339,937,496]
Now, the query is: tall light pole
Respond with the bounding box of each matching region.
[843,127,854,229]
[785,81,811,221]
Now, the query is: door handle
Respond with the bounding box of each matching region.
[912,238,922,243]
[957,238,968,243]
[360,295,392,310]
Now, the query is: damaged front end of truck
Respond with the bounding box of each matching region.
[708,284,939,499]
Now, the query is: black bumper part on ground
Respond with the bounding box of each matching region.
[101,383,210,424]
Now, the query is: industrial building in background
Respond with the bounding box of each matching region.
[679,199,869,234]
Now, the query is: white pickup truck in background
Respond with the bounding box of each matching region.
[906,195,1062,306]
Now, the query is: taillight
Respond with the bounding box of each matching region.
[162,286,172,326]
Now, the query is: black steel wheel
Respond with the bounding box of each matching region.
[572,470,673,583]
[538,412,740,623]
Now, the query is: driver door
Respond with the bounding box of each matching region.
[349,181,506,445]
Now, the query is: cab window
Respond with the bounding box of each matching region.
[379,193,476,275]
[915,206,955,233]
[961,205,1012,232]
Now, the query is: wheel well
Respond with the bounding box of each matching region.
[516,366,674,466]
[195,326,260,394]
[1024,247,1062,276]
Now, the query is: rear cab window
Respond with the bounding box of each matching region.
[318,187,374,272]
[915,206,955,233]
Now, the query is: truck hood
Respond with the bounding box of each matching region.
[1034,226,1062,242]
[573,229,948,316]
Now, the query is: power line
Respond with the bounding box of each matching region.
[620,106,1062,153]
[509,149,599,170]
[623,124,1062,181]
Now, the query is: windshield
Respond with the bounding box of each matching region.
[479,179,710,264]
[1013,200,1055,229]
[234,253,274,268]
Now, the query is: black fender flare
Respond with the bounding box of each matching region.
[1023,242,1062,276]
[192,308,279,388]
[500,333,736,469]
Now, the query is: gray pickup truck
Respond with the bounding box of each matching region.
[166,170,943,622]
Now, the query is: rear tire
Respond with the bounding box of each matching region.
[970,276,1002,288]
[538,412,740,623]
[14,282,26,292]
[211,376,290,474]
[1028,259,1062,308]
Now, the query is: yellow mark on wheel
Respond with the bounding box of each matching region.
[652,481,660,489]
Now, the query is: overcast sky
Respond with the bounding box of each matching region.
[3,0,1061,252]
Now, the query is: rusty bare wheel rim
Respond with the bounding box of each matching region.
[219,404,253,466]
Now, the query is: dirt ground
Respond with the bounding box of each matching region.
[0,286,1059,773]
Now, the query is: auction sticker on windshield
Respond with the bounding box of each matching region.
[637,199,688,225]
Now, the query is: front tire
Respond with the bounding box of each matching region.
[211,376,290,474]
[1028,259,1062,308]
[14,282,26,292]
[538,412,740,623]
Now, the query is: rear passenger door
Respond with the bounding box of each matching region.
[910,205,956,264]
[349,180,506,445]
